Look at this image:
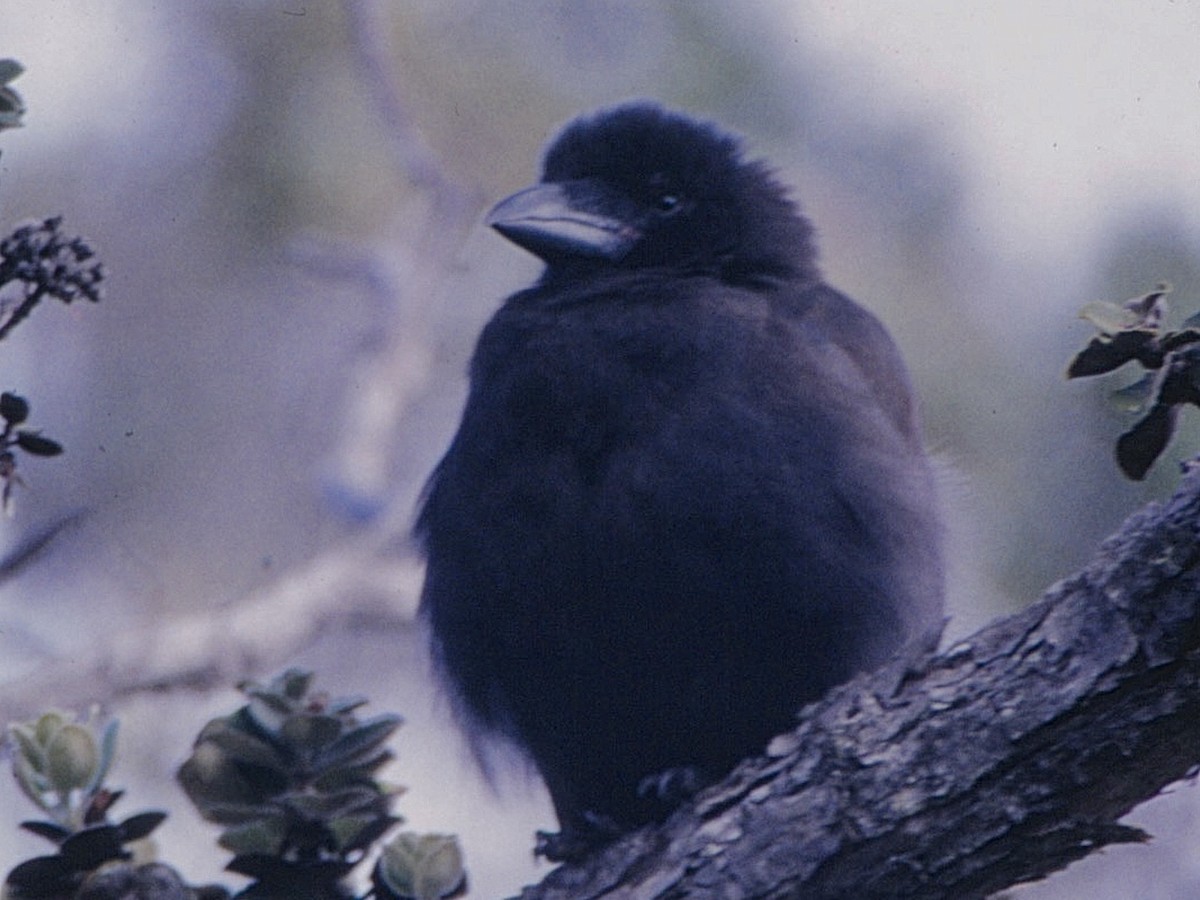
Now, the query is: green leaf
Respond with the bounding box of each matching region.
[0,391,29,424]
[10,721,46,772]
[16,431,64,457]
[1066,330,1155,378]
[217,815,289,855]
[200,718,286,769]
[1109,372,1158,413]
[19,819,72,844]
[244,693,292,736]
[13,753,49,810]
[285,785,382,820]
[280,713,342,754]
[176,728,286,817]
[326,694,370,716]
[377,833,465,900]
[1079,300,1138,334]
[276,667,314,701]
[314,714,402,772]
[0,59,23,85]
[1117,403,1178,480]
[45,723,98,792]
[312,755,395,792]
[1121,283,1171,329]
[1079,284,1171,335]
[34,711,67,746]
[1159,327,1200,355]
[58,824,124,869]
[117,810,167,842]
[331,812,400,853]
[181,798,280,827]
[4,855,76,895]
[85,717,119,795]
[0,86,23,130]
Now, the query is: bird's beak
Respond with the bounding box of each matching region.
[486,179,643,263]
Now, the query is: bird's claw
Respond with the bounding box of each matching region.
[535,810,624,862]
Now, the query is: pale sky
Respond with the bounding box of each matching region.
[9,2,1200,273]
[797,1,1200,267]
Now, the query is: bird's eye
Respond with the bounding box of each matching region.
[644,172,684,216]
[655,193,683,215]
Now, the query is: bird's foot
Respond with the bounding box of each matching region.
[636,764,705,806]
[535,811,624,862]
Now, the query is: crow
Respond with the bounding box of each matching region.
[416,102,944,860]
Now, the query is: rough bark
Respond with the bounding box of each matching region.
[517,463,1200,899]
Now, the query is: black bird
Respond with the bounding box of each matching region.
[416,103,944,858]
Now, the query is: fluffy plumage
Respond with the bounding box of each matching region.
[416,103,944,857]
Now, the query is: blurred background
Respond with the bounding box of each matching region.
[2,1,1200,896]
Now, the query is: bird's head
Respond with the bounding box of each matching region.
[487,103,818,287]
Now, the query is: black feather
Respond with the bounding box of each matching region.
[416,102,944,856]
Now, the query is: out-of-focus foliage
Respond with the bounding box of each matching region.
[0,124,103,511]
[177,668,435,900]
[373,833,464,900]
[3,708,174,900]
[0,59,23,131]
[4,672,443,899]
[1067,284,1200,480]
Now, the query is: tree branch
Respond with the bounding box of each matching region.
[301,0,484,516]
[518,461,1200,899]
[0,541,423,723]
